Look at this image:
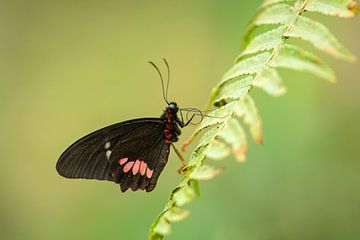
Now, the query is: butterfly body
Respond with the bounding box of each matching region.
[56,102,184,192]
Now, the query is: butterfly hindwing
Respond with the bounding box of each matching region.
[107,123,170,192]
[109,133,170,192]
[56,118,170,191]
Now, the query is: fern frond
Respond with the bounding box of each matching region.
[148,0,358,239]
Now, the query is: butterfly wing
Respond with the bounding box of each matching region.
[56,118,170,192]
[109,132,170,192]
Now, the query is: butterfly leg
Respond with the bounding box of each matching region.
[178,109,196,128]
[171,143,187,174]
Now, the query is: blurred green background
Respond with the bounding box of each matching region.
[1,0,359,239]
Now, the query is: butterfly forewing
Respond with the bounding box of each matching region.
[56,118,169,191]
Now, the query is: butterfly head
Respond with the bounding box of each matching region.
[167,102,179,113]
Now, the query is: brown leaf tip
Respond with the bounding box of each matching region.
[348,1,360,14]
[233,143,249,162]
[255,134,263,144]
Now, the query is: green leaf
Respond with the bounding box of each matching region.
[244,3,295,46]
[164,208,190,222]
[252,3,295,26]
[195,126,221,150]
[217,118,248,161]
[285,16,356,62]
[149,233,163,240]
[152,216,170,237]
[212,76,252,106]
[190,165,224,180]
[222,52,270,82]
[305,0,358,18]
[241,26,286,56]
[204,139,230,160]
[235,96,263,144]
[253,68,287,96]
[190,102,236,139]
[271,44,336,82]
[187,148,206,168]
[192,180,200,197]
[173,185,195,207]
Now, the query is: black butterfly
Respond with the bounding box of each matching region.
[56,59,200,192]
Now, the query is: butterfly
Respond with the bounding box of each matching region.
[56,59,201,192]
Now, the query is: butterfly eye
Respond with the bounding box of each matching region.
[168,102,178,112]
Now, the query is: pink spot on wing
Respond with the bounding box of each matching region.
[140,161,147,176]
[119,157,128,165]
[146,168,153,178]
[132,160,140,175]
[123,161,134,173]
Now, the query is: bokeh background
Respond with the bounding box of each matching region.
[1,0,359,239]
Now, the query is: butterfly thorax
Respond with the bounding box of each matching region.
[161,102,181,144]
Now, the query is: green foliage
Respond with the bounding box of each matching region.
[149,0,358,239]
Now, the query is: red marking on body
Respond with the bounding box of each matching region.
[140,161,147,175]
[164,129,170,133]
[165,139,171,144]
[132,160,140,175]
[146,168,153,178]
[123,161,134,173]
[119,157,128,165]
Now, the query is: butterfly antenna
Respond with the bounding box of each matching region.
[180,107,229,125]
[162,58,170,101]
[148,61,169,104]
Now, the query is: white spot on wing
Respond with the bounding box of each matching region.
[106,150,112,160]
[104,142,111,149]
